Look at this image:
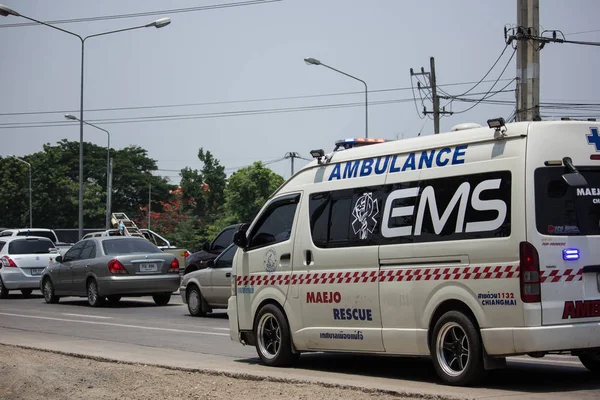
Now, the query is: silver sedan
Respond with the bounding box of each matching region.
[40,236,180,307]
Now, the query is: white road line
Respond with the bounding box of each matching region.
[62,313,113,320]
[0,312,229,336]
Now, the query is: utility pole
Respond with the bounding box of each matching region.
[284,152,301,177]
[107,159,113,228]
[148,182,151,229]
[410,57,452,134]
[515,0,540,121]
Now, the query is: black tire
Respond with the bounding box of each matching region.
[187,286,207,317]
[106,295,121,304]
[579,352,600,373]
[153,293,171,306]
[87,280,104,307]
[254,303,298,367]
[20,289,33,297]
[430,310,484,386]
[42,278,60,304]
[0,277,8,299]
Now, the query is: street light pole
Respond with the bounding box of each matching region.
[64,114,111,229]
[304,57,368,138]
[10,156,32,228]
[0,3,171,240]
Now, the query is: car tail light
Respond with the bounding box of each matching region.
[519,241,541,303]
[168,258,179,273]
[183,251,190,258]
[1,256,17,268]
[107,259,128,275]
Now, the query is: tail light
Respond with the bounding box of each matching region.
[107,259,128,275]
[168,258,179,273]
[1,256,17,268]
[519,241,541,303]
[183,251,190,259]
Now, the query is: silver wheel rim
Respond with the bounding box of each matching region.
[88,282,97,304]
[436,322,470,377]
[257,313,281,360]
[189,290,200,313]
[43,280,52,302]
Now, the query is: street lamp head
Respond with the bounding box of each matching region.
[64,114,78,121]
[304,57,321,66]
[147,17,171,28]
[0,4,20,17]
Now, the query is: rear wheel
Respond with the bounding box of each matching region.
[431,310,484,386]
[42,278,59,304]
[153,293,171,306]
[579,352,600,373]
[0,277,9,299]
[20,289,33,297]
[87,280,104,307]
[254,304,298,367]
[187,286,206,317]
[106,295,121,304]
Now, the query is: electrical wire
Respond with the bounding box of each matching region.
[0,1,282,28]
[410,76,425,119]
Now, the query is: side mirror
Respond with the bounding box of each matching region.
[54,255,63,263]
[233,230,248,250]
[201,242,210,252]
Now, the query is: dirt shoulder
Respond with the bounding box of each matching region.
[0,344,420,400]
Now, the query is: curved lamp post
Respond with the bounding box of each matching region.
[1,3,170,240]
[304,57,368,138]
[10,155,32,228]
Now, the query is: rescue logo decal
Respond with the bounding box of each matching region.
[562,299,600,319]
[352,192,379,239]
[306,291,341,303]
[263,248,277,274]
[586,127,600,151]
[333,308,373,321]
[319,331,364,340]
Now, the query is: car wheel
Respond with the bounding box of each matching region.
[579,352,600,373]
[42,278,60,304]
[152,293,171,306]
[187,286,207,317]
[20,289,33,298]
[254,303,298,367]
[87,280,104,307]
[0,277,8,299]
[431,310,484,386]
[106,295,121,304]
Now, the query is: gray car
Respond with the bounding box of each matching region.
[40,236,180,307]
[180,243,236,316]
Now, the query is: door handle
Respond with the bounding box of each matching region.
[280,253,291,261]
[226,272,231,278]
[305,250,313,265]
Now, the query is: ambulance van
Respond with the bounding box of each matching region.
[227,119,600,386]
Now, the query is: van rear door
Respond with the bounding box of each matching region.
[527,122,600,326]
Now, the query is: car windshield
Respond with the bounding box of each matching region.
[535,167,600,235]
[9,239,55,254]
[16,231,56,243]
[102,239,162,256]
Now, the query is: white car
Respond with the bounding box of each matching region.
[0,236,59,298]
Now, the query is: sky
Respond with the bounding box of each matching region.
[1,0,599,184]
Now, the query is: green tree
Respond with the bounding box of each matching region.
[222,161,284,224]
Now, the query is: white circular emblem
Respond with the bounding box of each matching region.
[264,248,277,274]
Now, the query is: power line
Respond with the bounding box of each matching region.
[0,79,515,118]
[0,0,282,29]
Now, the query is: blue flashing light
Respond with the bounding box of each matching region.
[563,248,580,261]
[344,138,355,143]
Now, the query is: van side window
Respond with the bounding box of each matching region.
[248,195,300,250]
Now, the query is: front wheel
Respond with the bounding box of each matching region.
[87,280,104,307]
[187,287,206,317]
[579,352,600,373]
[430,310,484,386]
[254,304,298,367]
[153,293,171,306]
[0,277,8,299]
[42,279,60,304]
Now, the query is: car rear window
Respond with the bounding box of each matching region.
[8,239,55,254]
[16,231,56,243]
[102,239,162,255]
[535,167,600,235]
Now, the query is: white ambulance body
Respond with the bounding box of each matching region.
[227,120,600,386]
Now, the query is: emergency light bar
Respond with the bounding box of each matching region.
[334,137,387,152]
[563,248,580,261]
